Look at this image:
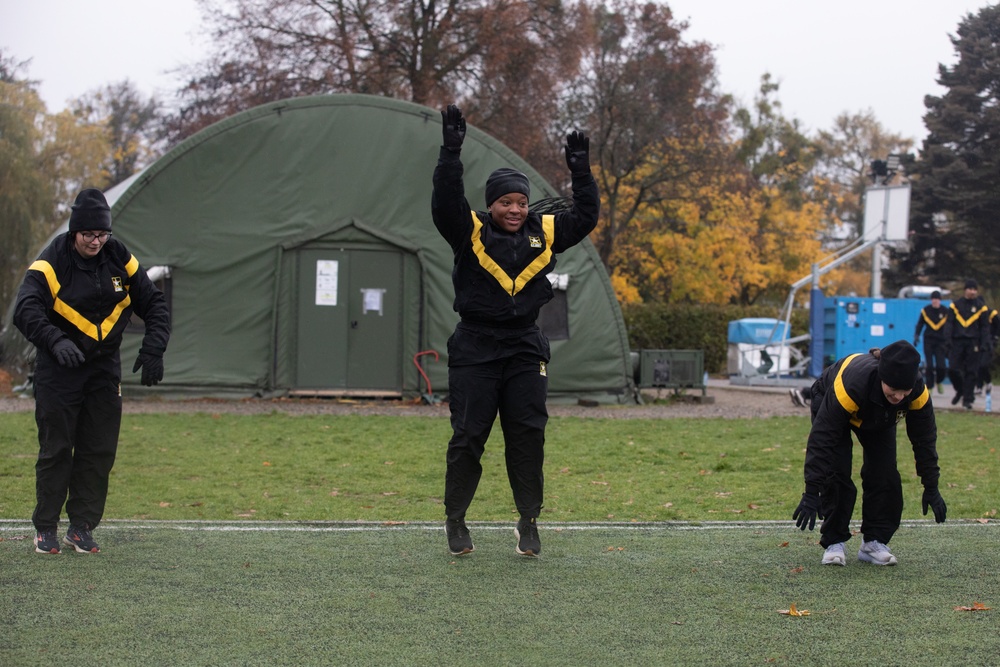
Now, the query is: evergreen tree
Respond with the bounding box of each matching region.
[901,5,1000,289]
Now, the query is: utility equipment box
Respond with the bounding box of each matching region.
[727,318,793,376]
[637,349,705,395]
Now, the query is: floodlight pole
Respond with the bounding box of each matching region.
[868,154,900,298]
[869,183,892,298]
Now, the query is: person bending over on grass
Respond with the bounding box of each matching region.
[431,104,599,558]
[792,340,947,567]
[14,188,171,555]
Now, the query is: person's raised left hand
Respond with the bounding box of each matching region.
[564,130,591,175]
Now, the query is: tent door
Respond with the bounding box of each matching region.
[294,247,403,395]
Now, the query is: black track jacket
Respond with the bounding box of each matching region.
[14,233,170,363]
[804,351,940,494]
[431,148,599,328]
[914,303,950,342]
[949,296,990,348]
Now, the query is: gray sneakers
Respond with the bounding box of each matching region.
[858,539,897,565]
[821,542,846,566]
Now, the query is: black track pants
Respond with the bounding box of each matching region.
[818,428,902,547]
[922,338,948,389]
[32,353,122,531]
[444,354,548,521]
[949,339,980,405]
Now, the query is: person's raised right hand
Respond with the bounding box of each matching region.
[441,104,466,152]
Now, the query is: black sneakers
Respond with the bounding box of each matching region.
[34,528,61,554]
[514,517,541,557]
[445,519,474,556]
[64,524,100,553]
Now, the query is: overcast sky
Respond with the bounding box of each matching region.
[2,0,992,143]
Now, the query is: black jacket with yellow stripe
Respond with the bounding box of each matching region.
[914,303,950,342]
[948,295,990,348]
[14,233,170,363]
[431,148,599,328]
[804,350,939,494]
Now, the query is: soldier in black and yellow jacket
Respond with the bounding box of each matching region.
[913,289,950,393]
[947,279,990,409]
[14,189,170,555]
[432,105,598,558]
[793,341,946,567]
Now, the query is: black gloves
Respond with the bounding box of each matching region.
[564,130,591,175]
[132,349,164,386]
[922,487,947,523]
[792,492,823,531]
[52,339,85,368]
[441,104,466,152]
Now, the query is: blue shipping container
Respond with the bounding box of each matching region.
[822,296,950,368]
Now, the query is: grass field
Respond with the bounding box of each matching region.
[2,520,998,666]
[1,410,997,666]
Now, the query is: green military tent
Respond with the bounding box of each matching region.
[1,94,635,403]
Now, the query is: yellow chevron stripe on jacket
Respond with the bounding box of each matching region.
[920,309,947,331]
[470,212,554,296]
[833,353,862,427]
[950,302,987,328]
[28,257,136,342]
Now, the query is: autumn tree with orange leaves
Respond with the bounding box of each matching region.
[561,7,833,306]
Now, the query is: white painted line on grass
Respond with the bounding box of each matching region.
[0,518,995,533]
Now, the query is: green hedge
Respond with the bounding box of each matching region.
[621,303,810,375]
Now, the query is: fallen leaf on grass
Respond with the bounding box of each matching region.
[748,504,761,510]
[954,602,991,612]
[777,603,810,616]
[779,542,790,548]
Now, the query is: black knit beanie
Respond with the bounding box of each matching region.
[878,340,920,390]
[485,168,530,207]
[69,188,112,233]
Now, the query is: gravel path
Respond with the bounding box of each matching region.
[0,382,807,419]
[0,379,986,419]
